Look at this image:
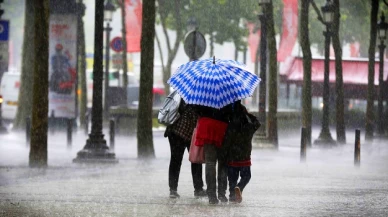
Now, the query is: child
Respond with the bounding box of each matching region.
[222,101,260,203]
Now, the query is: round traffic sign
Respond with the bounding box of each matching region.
[110,37,124,52]
[184,30,206,60]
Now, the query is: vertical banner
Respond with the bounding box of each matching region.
[247,22,261,63]
[277,0,298,62]
[48,14,77,118]
[125,0,142,52]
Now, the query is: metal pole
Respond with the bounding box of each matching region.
[74,0,116,163]
[378,42,385,136]
[243,45,247,65]
[258,12,267,136]
[67,118,72,147]
[354,129,361,166]
[75,3,81,123]
[300,127,306,162]
[190,30,197,61]
[315,24,335,145]
[26,117,31,147]
[104,22,112,121]
[0,97,8,134]
[84,112,89,136]
[49,110,55,135]
[109,119,115,149]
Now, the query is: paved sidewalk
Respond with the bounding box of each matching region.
[0,129,388,216]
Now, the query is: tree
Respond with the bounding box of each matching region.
[29,0,49,167]
[13,0,35,130]
[156,0,185,95]
[155,0,260,95]
[365,0,379,141]
[300,0,313,146]
[332,0,346,144]
[309,0,370,56]
[267,1,278,146]
[137,0,156,159]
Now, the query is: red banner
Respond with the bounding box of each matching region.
[277,0,298,62]
[125,0,142,52]
[247,23,261,63]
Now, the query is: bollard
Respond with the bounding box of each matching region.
[300,127,307,162]
[26,117,31,147]
[84,112,89,136]
[354,129,361,166]
[49,110,55,135]
[109,119,115,150]
[67,119,72,147]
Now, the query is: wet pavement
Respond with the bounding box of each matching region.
[0,128,388,217]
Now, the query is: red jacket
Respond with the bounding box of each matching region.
[194,117,228,148]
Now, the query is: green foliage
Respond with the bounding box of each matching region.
[157,0,278,52]
[308,0,373,56]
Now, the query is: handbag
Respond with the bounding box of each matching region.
[189,128,205,164]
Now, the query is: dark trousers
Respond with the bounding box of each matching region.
[228,166,251,198]
[204,144,227,199]
[168,133,204,191]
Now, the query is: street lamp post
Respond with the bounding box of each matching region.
[103,0,115,121]
[314,0,336,145]
[377,13,388,136]
[74,0,117,163]
[257,0,270,137]
[75,0,86,122]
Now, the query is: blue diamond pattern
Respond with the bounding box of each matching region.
[167,58,261,109]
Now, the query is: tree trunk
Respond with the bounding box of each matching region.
[365,0,379,141]
[299,0,312,146]
[13,0,35,130]
[121,0,129,88]
[137,0,155,159]
[159,8,183,96]
[29,0,49,167]
[79,10,87,127]
[332,0,346,144]
[267,1,278,146]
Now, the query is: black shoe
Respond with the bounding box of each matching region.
[229,197,237,203]
[194,189,207,198]
[218,194,228,203]
[209,197,219,205]
[169,190,180,199]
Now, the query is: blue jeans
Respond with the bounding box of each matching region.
[228,166,251,199]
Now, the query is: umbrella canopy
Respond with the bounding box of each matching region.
[167,57,260,109]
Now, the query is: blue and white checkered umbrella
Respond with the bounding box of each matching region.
[167,57,260,109]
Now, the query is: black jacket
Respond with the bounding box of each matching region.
[221,104,260,162]
[190,103,233,123]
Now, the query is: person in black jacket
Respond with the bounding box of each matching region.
[222,101,260,203]
[164,100,207,199]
